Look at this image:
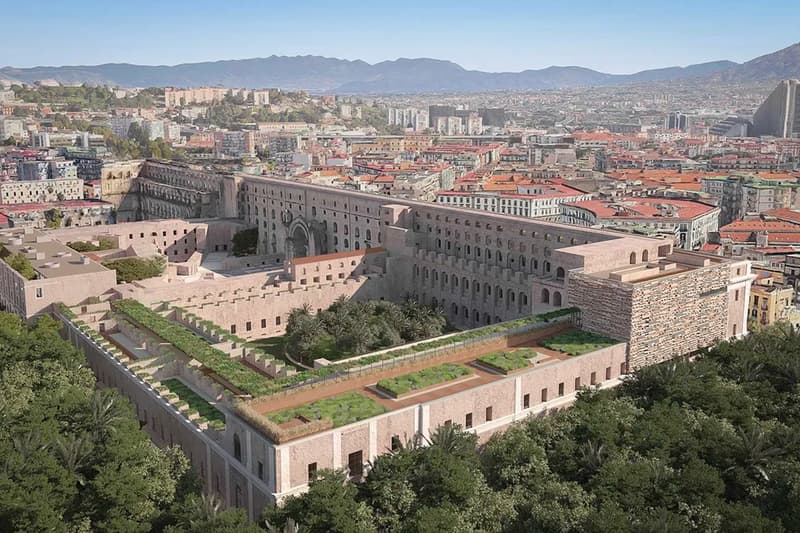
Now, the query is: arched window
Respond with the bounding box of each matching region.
[333,222,338,233]
[311,206,316,216]
[366,229,372,241]
[542,288,550,304]
[642,249,649,262]
[355,241,360,250]
[553,291,562,307]
[233,433,242,462]
[344,238,349,248]
[556,267,565,280]
[629,252,637,264]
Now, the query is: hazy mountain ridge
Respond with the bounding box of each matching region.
[1,42,799,93]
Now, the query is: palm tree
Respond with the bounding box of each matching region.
[729,425,786,482]
[86,389,124,441]
[53,434,93,487]
[179,493,224,529]
[577,439,608,477]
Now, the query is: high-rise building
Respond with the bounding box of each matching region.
[752,79,800,138]
[665,112,689,131]
[478,107,506,127]
[428,105,456,127]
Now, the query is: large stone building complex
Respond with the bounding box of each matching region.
[0,159,754,521]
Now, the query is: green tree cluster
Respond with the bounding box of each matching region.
[11,84,157,111]
[102,256,166,283]
[266,324,800,532]
[232,228,259,256]
[284,297,447,364]
[0,312,260,532]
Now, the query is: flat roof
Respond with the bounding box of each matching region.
[0,228,109,279]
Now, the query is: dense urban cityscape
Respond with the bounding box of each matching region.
[3,3,800,532]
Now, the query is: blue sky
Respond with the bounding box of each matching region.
[2,0,798,73]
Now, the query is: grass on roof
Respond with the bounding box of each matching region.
[162,378,225,426]
[377,363,472,396]
[478,348,539,373]
[539,330,619,356]
[267,392,386,428]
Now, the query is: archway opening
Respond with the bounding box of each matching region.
[291,225,309,258]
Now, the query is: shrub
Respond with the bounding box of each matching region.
[102,256,166,283]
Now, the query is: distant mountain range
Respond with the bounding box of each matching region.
[1,42,799,93]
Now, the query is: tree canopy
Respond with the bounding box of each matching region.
[0,312,258,532]
[265,324,800,532]
[284,297,447,364]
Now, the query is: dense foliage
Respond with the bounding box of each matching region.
[0,312,259,532]
[265,325,800,532]
[10,84,159,111]
[284,297,447,365]
[102,256,166,283]
[232,228,259,256]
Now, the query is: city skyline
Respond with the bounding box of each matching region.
[3,0,799,74]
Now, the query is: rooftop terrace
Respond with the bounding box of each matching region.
[0,228,109,279]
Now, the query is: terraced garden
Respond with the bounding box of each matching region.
[377,363,472,397]
[112,300,273,396]
[539,330,619,356]
[267,392,386,427]
[478,348,539,373]
[162,378,226,427]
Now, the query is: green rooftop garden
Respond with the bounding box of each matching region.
[112,300,273,396]
[539,330,619,356]
[162,378,225,427]
[267,392,386,428]
[478,348,539,373]
[377,363,472,397]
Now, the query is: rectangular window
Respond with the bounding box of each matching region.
[590,371,597,385]
[541,388,548,402]
[465,413,473,428]
[230,324,236,334]
[620,362,627,375]
[275,316,281,326]
[575,377,581,390]
[307,462,317,482]
[605,366,611,380]
[246,321,252,332]
[348,451,363,479]
[35,287,43,298]
[257,461,264,480]
[734,289,739,301]
[444,419,452,427]
[313,276,320,283]
[261,318,266,328]
[391,435,401,451]
[558,382,564,397]
[485,406,493,422]
[523,393,530,409]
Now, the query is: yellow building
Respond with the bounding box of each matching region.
[749,269,795,328]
